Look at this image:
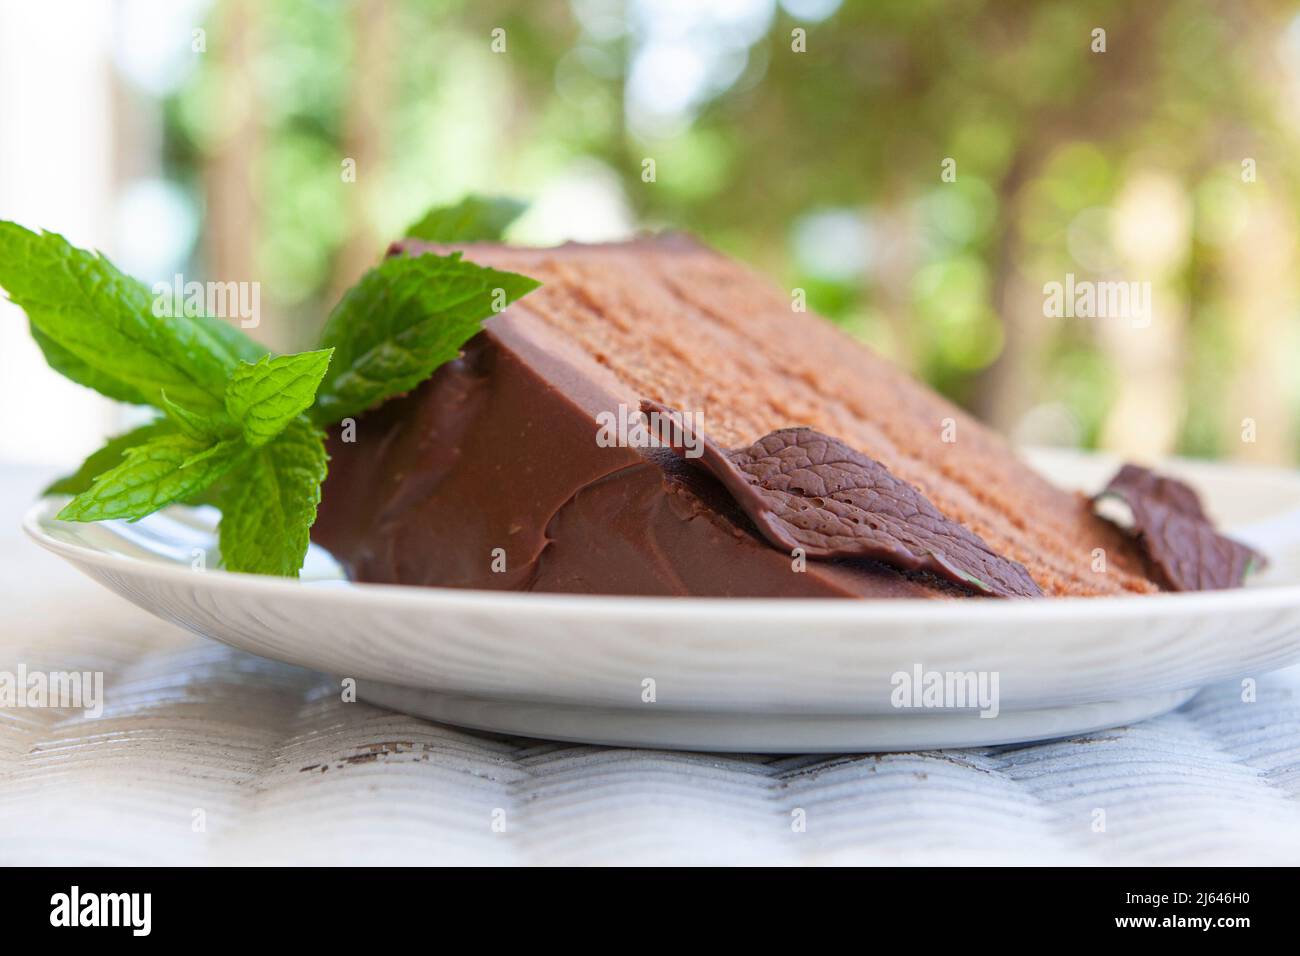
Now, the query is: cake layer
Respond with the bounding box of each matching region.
[315,236,1159,597]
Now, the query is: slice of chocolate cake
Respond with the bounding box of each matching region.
[313,235,1160,598]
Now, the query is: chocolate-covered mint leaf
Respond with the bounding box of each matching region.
[311,252,539,424]
[225,348,333,446]
[1094,464,1262,591]
[43,419,176,496]
[405,195,527,243]
[643,401,1042,598]
[216,417,328,576]
[0,222,248,411]
[56,432,244,522]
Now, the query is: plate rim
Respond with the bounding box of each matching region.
[23,495,1300,625]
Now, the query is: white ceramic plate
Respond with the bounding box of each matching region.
[22,448,1300,753]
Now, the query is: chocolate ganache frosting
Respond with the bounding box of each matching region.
[313,316,968,597]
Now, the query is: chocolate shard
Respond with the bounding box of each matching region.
[1093,463,1263,592]
[642,400,1043,598]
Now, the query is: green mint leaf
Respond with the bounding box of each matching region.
[216,417,328,576]
[56,432,244,523]
[29,324,152,405]
[0,221,258,410]
[312,253,539,423]
[180,437,243,470]
[224,348,334,446]
[404,195,527,242]
[160,392,235,442]
[43,419,176,496]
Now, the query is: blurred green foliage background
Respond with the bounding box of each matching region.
[157,0,1300,464]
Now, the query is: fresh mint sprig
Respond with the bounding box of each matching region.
[312,252,538,423]
[0,196,539,577]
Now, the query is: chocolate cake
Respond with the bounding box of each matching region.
[314,235,1164,598]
